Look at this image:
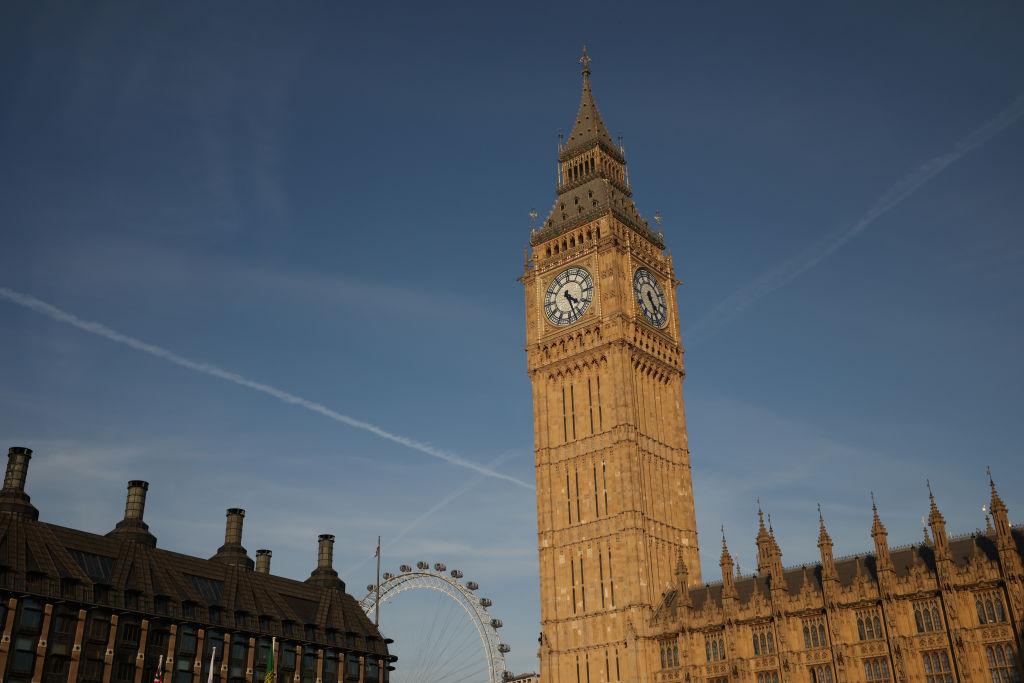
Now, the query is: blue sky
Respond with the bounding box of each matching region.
[2,1,1023,677]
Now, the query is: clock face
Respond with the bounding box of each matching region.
[633,268,668,327]
[544,267,594,326]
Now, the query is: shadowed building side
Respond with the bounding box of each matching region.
[0,446,395,683]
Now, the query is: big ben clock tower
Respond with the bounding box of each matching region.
[522,50,700,683]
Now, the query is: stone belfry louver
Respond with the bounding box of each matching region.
[521,48,700,683]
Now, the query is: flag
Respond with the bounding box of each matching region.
[375,540,380,558]
[208,647,217,683]
[264,638,276,683]
[153,655,164,683]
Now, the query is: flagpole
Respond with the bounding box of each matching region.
[375,535,381,627]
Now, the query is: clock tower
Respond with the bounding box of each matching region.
[521,50,700,683]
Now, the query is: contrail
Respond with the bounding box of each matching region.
[685,90,1024,345]
[344,450,523,577]
[0,287,534,491]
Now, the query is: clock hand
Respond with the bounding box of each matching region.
[563,290,579,316]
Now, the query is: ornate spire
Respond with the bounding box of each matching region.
[871,491,887,537]
[927,479,945,526]
[756,498,770,540]
[817,503,833,548]
[720,525,733,567]
[563,46,618,158]
[989,466,1007,514]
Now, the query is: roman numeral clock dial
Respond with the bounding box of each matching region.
[633,267,668,327]
[544,266,594,326]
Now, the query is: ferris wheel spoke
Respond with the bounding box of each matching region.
[362,563,507,683]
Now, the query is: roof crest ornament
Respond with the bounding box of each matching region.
[579,45,591,76]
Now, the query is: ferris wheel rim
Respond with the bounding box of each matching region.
[361,565,508,683]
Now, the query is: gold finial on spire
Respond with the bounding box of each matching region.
[654,211,662,228]
[579,45,591,75]
[529,207,538,228]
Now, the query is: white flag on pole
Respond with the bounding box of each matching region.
[208,647,218,683]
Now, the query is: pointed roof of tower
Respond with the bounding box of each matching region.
[756,499,771,544]
[989,467,1007,514]
[720,526,733,566]
[927,479,945,526]
[817,504,833,547]
[562,46,619,159]
[871,492,887,537]
[675,547,688,577]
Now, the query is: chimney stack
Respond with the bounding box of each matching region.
[225,508,245,545]
[306,533,345,590]
[124,480,149,520]
[107,480,156,546]
[318,534,335,569]
[255,549,272,574]
[210,508,254,570]
[0,446,39,520]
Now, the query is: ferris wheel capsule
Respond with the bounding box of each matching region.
[359,559,508,683]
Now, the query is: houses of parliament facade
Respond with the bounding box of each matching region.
[522,50,1023,683]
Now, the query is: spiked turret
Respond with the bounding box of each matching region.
[871,492,893,574]
[817,504,837,581]
[926,480,951,561]
[674,548,691,609]
[533,48,659,249]
[562,46,618,159]
[720,527,736,598]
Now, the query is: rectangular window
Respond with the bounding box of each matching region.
[922,650,953,683]
[976,590,1008,624]
[562,387,568,442]
[598,553,605,609]
[756,673,780,683]
[119,622,140,645]
[570,559,577,615]
[570,384,576,439]
[19,599,43,630]
[752,623,775,655]
[574,470,581,523]
[864,657,892,682]
[857,609,883,640]
[914,599,943,633]
[985,644,1021,683]
[580,554,586,612]
[588,379,594,433]
[810,665,834,683]
[658,641,678,669]
[608,550,615,607]
[704,632,726,662]
[566,472,572,525]
[596,376,602,430]
[11,635,36,672]
[602,462,608,513]
[802,615,828,649]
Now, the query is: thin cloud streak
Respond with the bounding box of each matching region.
[343,450,523,577]
[686,91,1024,345]
[0,288,534,491]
